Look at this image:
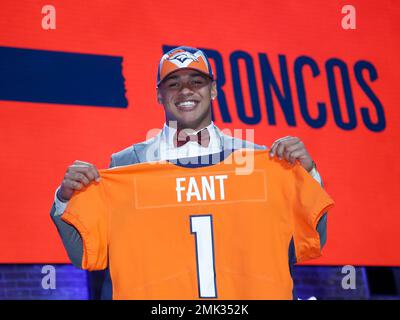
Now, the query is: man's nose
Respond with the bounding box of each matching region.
[179,82,195,95]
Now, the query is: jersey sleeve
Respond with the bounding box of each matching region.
[61,180,109,271]
[290,164,335,263]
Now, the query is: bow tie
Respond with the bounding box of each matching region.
[173,128,210,148]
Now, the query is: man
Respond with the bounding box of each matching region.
[51,46,327,299]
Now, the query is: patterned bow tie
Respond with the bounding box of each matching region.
[173,128,210,148]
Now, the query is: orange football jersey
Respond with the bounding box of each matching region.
[62,149,334,299]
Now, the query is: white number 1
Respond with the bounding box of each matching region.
[190,215,217,298]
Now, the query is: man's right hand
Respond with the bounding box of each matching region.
[57,160,100,202]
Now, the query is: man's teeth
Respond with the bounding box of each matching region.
[176,101,197,107]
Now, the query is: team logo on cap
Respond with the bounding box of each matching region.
[166,49,201,68]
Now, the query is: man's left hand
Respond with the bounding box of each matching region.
[269,136,314,172]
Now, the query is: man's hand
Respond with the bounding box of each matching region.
[269,136,314,172]
[57,160,100,202]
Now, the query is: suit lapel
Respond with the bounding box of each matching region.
[214,124,234,150]
[134,132,162,163]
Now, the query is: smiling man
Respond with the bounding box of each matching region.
[158,68,216,130]
[50,46,327,299]
[155,47,220,160]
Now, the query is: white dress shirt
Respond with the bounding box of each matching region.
[54,121,321,215]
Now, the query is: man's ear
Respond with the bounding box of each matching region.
[211,81,217,100]
[156,88,163,104]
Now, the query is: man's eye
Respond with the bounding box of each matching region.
[168,82,179,87]
[192,80,204,85]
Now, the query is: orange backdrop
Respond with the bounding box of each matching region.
[0,0,399,266]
